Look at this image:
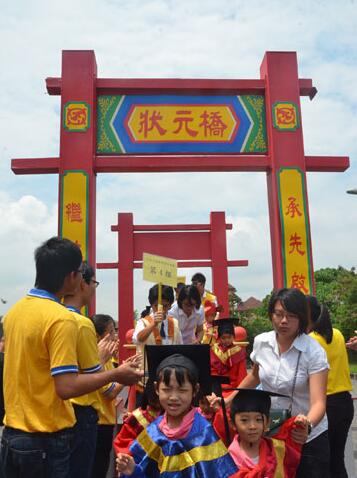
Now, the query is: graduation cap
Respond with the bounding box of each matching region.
[229,388,289,419]
[145,344,212,397]
[213,317,239,336]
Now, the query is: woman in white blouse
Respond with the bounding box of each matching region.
[237,288,329,478]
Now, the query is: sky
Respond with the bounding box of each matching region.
[0,0,356,321]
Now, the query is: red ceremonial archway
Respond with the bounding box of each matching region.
[11,50,349,356]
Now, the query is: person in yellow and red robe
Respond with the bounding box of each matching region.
[210,318,247,395]
[228,389,306,478]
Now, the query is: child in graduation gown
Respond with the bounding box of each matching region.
[116,345,239,478]
[228,389,306,478]
[210,318,247,394]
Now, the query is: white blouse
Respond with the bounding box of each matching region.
[251,330,329,442]
[168,302,204,344]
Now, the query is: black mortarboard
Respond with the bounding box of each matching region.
[229,388,289,419]
[145,344,211,397]
[213,317,239,336]
[210,375,230,397]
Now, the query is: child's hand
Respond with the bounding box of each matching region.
[116,453,135,475]
[206,393,222,413]
[124,353,143,370]
[291,414,309,444]
[153,310,165,325]
[346,331,357,350]
[98,334,116,364]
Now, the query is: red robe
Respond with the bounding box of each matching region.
[113,406,161,455]
[210,342,247,394]
[212,406,236,447]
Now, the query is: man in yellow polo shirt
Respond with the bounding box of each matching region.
[1,237,142,478]
[64,261,116,478]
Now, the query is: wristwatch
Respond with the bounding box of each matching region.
[307,419,313,435]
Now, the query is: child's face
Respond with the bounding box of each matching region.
[219,332,234,347]
[156,370,197,420]
[233,412,266,446]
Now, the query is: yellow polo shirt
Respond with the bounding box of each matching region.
[69,310,107,413]
[310,328,352,395]
[97,360,117,425]
[3,292,79,432]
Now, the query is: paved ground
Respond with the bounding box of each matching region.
[347,378,357,477]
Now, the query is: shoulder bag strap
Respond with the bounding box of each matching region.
[289,350,302,412]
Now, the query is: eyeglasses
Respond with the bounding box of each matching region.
[273,310,299,321]
[91,279,100,288]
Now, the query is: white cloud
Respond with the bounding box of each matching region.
[0,193,57,309]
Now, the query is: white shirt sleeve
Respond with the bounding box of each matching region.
[250,332,265,364]
[197,306,205,326]
[132,319,147,344]
[176,325,183,344]
[168,302,179,319]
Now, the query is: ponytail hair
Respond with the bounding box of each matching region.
[307,295,333,344]
[141,306,151,318]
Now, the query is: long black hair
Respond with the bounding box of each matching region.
[306,295,333,344]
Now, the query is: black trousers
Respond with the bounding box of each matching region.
[91,424,114,478]
[296,430,330,478]
[70,405,98,478]
[326,391,354,478]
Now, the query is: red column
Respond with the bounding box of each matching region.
[58,50,97,314]
[210,212,230,313]
[117,213,135,359]
[261,52,314,292]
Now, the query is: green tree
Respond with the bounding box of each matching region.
[228,283,242,317]
[315,266,357,341]
[233,266,357,350]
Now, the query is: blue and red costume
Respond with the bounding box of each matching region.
[122,410,238,477]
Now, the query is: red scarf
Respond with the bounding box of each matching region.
[158,407,196,439]
[229,436,277,477]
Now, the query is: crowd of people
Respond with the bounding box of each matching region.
[0,236,355,478]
